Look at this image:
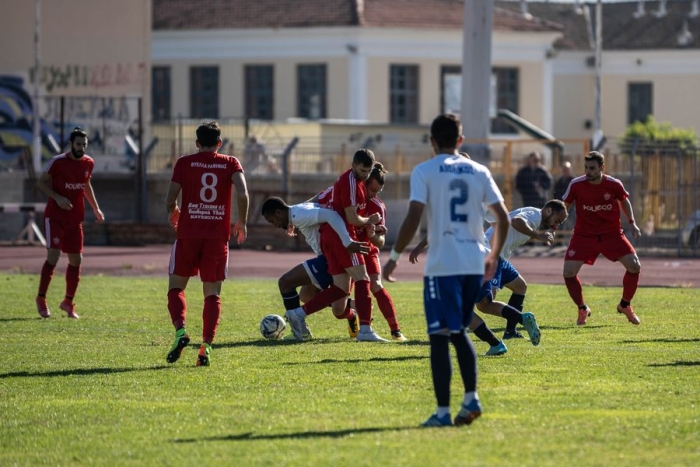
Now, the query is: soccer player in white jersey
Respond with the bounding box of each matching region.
[261,197,369,340]
[392,113,510,428]
[481,200,568,338]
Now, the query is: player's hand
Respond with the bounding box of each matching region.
[233,221,247,244]
[286,223,297,237]
[536,230,554,246]
[382,259,397,282]
[365,223,376,237]
[168,207,180,229]
[347,241,370,254]
[374,225,387,236]
[483,254,498,284]
[409,244,425,264]
[630,223,642,239]
[94,208,105,224]
[368,213,382,225]
[56,195,73,210]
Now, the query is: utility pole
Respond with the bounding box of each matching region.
[33,0,41,172]
[593,0,603,150]
[461,0,493,166]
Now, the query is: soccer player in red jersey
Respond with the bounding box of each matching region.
[562,151,642,326]
[35,127,105,319]
[357,163,407,341]
[286,149,387,342]
[164,121,249,366]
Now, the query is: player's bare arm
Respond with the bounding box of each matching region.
[512,216,553,245]
[393,201,424,254]
[164,181,182,229]
[37,172,72,210]
[232,171,249,244]
[317,206,370,254]
[344,205,381,227]
[620,198,642,239]
[485,201,510,282]
[84,180,105,223]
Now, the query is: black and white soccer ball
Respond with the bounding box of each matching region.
[260,314,286,340]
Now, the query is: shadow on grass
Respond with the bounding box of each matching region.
[0,365,171,379]
[0,317,38,322]
[285,355,428,365]
[215,338,429,349]
[172,426,415,443]
[648,361,700,367]
[621,337,700,344]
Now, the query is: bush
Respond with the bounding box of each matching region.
[623,116,697,149]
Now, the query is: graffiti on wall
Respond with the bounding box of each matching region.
[0,73,140,169]
[29,62,147,93]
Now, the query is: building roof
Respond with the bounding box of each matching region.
[153,0,700,50]
[152,0,562,33]
[495,1,700,51]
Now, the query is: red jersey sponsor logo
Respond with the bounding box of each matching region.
[64,182,86,190]
[582,204,614,212]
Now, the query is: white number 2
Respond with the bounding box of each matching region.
[200,172,218,202]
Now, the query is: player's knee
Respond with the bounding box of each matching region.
[278,273,294,291]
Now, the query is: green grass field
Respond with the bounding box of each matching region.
[1,273,699,466]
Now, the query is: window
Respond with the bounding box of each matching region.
[245,65,274,120]
[298,64,326,119]
[151,66,171,121]
[491,67,518,134]
[440,65,462,115]
[190,66,219,119]
[390,65,419,124]
[628,83,653,124]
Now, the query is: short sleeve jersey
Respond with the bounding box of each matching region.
[43,153,95,224]
[484,207,542,259]
[331,168,367,239]
[171,151,242,240]
[316,186,333,208]
[410,154,503,276]
[357,196,386,256]
[290,203,327,256]
[563,174,628,235]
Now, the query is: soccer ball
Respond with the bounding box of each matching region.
[260,314,286,340]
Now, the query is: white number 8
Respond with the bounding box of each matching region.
[200,172,218,202]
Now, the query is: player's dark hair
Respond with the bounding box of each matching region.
[585,151,605,167]
[430,113,461,149]
[544,199,568,214]
[69,127,87,142]
[196,121,222,148]
[368,162,387,185]
[352,148,375,167]
[261,197,289,216]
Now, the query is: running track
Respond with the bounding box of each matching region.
[0,245,698,288]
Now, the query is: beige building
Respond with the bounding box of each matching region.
[151,0,700,165]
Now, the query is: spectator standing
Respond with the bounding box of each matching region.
[515,152,552,208]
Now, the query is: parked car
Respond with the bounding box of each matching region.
[682,210,700,247]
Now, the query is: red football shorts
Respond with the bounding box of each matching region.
[364,252,380,276]
[170,238,229,282]
[319,225,365,275]
[565,230,635,265]
[44,217,83,254]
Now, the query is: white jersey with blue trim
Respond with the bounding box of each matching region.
[290,203,352,256]
[410,153,504,276]
[484,206,542,259]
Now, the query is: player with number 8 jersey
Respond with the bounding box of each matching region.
[164,121,249,367]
